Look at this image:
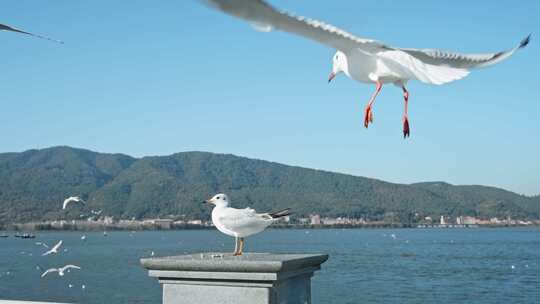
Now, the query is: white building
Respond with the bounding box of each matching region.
[440,215,447,225]
[310,214,321,225]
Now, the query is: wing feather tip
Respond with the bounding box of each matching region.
[519,34,531,49]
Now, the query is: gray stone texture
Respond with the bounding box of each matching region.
[141,252,328,304]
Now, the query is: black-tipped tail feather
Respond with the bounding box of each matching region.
[269,208,292,219]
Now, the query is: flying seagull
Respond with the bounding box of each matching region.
[42,240,63,256]
[41,265,81,278]
[63,196,85,210]
[91,209,102,215]
[202,0,530,137]
[35,242,49,248]
[205,193,291,255]
[0,22,63,43]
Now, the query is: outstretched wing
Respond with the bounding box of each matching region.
[398,34,530,70]
[202,0,390,53]
[62,198,72,209]
[62,265,81,271]
[0,23,63,44]
[375,35,530,85]
[52,240,63,251]
[41,268,58,277]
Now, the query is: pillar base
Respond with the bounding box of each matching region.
[141,252,328,304]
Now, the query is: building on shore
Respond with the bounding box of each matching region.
[310,214,321,225]
[440,215,447,225]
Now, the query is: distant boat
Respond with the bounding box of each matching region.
[0,233,8,238]
[15,233,35,239]
[103,231,108,237]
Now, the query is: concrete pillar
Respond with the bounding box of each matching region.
[141,252,328,304]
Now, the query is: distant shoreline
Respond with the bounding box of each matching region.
[1,222,538,232]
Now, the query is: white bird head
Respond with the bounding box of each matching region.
[205,193,229,207]
[328,51,349,83]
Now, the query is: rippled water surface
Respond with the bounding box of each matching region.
[0,228,539,303]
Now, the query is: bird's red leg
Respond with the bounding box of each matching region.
[364,81,382,128]
[402,86,410,138]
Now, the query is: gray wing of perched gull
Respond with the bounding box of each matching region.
[217,207,274,233]
[0,22,63,43]
[201,0,390,53]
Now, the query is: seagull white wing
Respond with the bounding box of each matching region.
[36,242,49,248]
[377,50,471,85]
[52,240,63,251]
[376,35,530,86]
[61,265,81,272]
[217,207,273,233]
[62,197,73,209]
[203,0,389,53]
[398,35,530,70]
[41,268,58,277]
[63,196,84,209]
[0,23,63,44]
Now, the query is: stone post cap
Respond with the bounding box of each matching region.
[141,252,329,274]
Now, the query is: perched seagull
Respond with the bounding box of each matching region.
[62,196,85,210]
[202,0,530,137]
[0,22,63,43]
[42,240,63,256]
[205,193,291,255]
[41,265,81,278]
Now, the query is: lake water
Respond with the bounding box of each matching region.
[0,228,539,303]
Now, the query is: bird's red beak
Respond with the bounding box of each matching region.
[328,72,336,83]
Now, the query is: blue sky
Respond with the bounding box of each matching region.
[1,1,538,195]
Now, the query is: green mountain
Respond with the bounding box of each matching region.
[0,146,538,223]
[0,146,135,222]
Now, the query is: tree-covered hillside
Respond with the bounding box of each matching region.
[0,147,135,222]
[0,147,538,223]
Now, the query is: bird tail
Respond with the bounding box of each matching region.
[269,208,292,219]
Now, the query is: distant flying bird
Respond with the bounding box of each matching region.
[0,22,63,43]
[42,240,63,256]
[202,0,530,138]
[91,209,103,215]
[41,265,81,278]
[35,242,49,248]
[205,193,290,255]
[63,196,85,210]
